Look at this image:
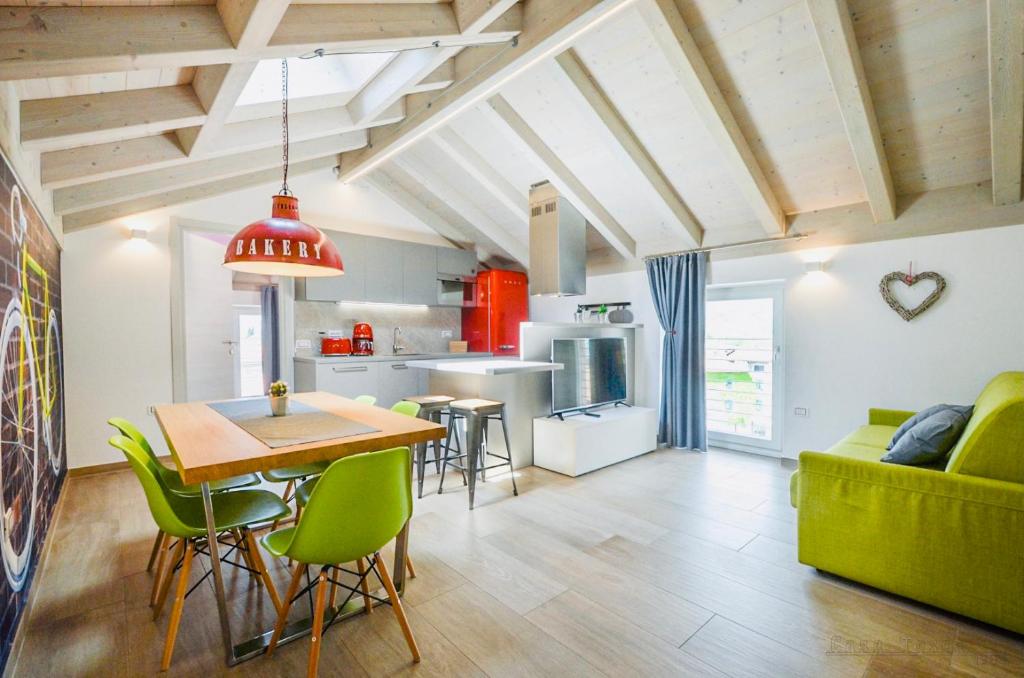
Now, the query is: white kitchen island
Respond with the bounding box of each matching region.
[408,358,562,469]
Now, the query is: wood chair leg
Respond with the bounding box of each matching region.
[161,539,195,671]
[406,556,417,579]
[271,480,295,530]
[356,558,373,613]
[374,553,420,663]
[146,529,164,573]
[307,569,329,678]
[328,570,339,611]
[149,532,170,606]
[153,538,184,620]
[267,562,306,657]
[244,530,282,614]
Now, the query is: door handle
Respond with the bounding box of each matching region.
[332,366,368,373]
[498,344,515,350]
[222,340,237,356]
[391,364,408,370]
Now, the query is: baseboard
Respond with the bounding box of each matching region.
[68,455,173,477]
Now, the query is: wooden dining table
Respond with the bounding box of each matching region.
[154,391,446,667]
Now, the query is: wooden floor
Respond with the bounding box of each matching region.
[9,449,1024,677]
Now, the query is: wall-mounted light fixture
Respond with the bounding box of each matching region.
[129,228,148,240]
[804,260,827,274]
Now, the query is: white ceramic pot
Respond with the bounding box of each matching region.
[270,395,289,417]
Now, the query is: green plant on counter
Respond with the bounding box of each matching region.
[269,380,289,397]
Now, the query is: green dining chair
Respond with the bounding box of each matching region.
[262,394,379,529]
[262,447,420,676]
[109,435,290,671]
[292,400,422,578]
[107,417,261,576]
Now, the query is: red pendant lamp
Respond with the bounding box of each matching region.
[223,60,343,277]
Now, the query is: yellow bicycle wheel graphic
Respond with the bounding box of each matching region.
[43,311,63,474]
[0,299,39,592]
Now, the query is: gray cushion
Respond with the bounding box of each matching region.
[887,404,972,450]
[881,406,974,466]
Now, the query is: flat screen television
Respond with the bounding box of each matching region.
[551,337,628,415]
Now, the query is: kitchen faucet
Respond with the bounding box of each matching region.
[393,326,406,355]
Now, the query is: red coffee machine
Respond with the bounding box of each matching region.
[353,322,374,356]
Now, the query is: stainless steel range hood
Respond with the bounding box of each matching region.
[528,181,586,296]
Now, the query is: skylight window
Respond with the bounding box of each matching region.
[236,54,396,106]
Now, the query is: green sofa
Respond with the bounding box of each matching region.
[790,372,1024,634]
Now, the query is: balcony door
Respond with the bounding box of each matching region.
[705,282,784,455]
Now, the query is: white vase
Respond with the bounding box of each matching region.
[270,395,289,417]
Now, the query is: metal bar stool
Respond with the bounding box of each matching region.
[438,398,518,509]
[402,395,457,498]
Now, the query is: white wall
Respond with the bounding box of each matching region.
[531,224,1024,459]
[62,169,458,468]
[62,223,173,468]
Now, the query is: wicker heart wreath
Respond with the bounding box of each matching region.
[879,270,946,322]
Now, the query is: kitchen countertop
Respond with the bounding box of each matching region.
[294,352,493,365]
[407,358,564,376]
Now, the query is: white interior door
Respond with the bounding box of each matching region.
[183,231,236,401]
[705,282,785,455]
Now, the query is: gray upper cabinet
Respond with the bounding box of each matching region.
[296,234,477,305]
[364,237,404,304]
[402,243,438,306]
[297,232,366,302]
[437,247,478,279]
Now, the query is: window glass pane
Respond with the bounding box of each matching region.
[705,298,773,441]
[238,313,264,398]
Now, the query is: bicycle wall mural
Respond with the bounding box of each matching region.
[0,151,65,667]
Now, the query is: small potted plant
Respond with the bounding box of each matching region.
[268,380,289,417]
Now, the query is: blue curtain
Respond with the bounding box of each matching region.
[260,285,280,394]
[645,252,707,450]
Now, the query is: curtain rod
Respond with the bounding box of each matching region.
[642,233,809,260]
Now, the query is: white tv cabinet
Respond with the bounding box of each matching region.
[533,406,657,477]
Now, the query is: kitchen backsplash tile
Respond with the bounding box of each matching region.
[295,301,461,357]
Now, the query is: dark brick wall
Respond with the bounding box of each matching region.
[0,151,65,670]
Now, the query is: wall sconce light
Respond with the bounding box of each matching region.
[804,260,828,274]
[129,228,148,240]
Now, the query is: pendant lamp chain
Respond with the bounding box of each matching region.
[280,58,291,196]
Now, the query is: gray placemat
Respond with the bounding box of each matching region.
[207,397,380,448]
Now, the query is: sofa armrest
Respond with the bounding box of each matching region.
[868,408,916,427]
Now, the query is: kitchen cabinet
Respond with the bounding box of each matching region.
[297,232,366,302]
[310,362,380,399]
[402,243,438,306]
[296,233,479,306]
[437,247,478,279]
[375,360,426,408]
[364,237,404,304]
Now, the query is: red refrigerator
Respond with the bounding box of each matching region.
[462,270,528,356]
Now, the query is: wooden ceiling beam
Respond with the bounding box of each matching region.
[807,0,896,222]
[361,168,472,249]
[483,95,636,259]
[41,102,404,189]
[337,0,636,183]
[62,155,339,233]
[432,126,527,221]
[637,0,785,235]
[407,60,457,95]
[347,4,520,127]
[393,148,529,265]
[987,0,1024,206]
[177,2,297,156]
[54,131,367,215]
[554,48,702,247]
[0,4,518,81]
[175,62,259,156]
[20,85,206,152]
[453,0,521,34]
